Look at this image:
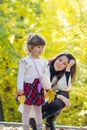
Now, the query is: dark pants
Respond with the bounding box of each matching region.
[29,91,69,130]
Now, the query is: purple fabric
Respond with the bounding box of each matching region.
[38,82,42,92]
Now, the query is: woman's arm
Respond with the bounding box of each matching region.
[57,95,70,108]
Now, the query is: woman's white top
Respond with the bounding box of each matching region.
[46,67,72,91]
[17,56,48,90]
[51,73,71,91]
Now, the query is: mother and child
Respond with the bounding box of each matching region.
[17,33,76,130]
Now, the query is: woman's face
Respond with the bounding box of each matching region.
[54,56,69,71]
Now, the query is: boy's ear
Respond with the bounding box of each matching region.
[28,45,33,52]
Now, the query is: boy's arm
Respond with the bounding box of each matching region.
[17,60,25,95]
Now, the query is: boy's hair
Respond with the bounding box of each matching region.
[27,33,46,49]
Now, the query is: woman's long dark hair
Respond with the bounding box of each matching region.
[49,53,76,83]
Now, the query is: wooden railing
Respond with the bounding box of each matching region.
[0,121,87,130]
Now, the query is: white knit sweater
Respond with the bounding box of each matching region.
[17,56,48,90]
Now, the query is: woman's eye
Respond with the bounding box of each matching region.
[59,59,67,66]
[63,62,67,66]
[64,63,67,66]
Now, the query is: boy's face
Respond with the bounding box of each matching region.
[30,45,45,58]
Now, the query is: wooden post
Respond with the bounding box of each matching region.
[0,96,4,121]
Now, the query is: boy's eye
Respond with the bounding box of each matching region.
[59,59,62,62]
[37,46,41,48]
[37,46,44,48]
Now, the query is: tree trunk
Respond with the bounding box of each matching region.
[0,96,4,121]
[0,0,3,4]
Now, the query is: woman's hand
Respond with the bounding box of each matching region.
[66,59,76,71]
[57,95,71,108]
[68,59,76,67]
[63,98,71,108]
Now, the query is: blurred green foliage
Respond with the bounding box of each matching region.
[0,0,87,126]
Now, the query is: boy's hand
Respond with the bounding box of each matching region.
[17,90,26,104]
[18,90,24,95]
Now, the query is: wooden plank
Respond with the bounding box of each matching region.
[0,121,22,127]
[0,121,87,130]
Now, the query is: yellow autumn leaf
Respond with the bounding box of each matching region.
[45,90,56,103]
[18,95,26,104]
[8,34,15,44]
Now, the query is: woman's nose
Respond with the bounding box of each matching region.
[59,62,63,65]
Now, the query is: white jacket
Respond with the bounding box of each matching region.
[17,56,48,90]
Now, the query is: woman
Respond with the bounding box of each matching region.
[30,53,76,130]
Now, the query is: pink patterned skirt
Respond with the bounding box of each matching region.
[24,79,45,106]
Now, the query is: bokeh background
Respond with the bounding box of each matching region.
[0,0,87,126]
